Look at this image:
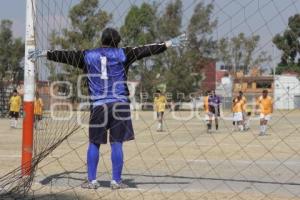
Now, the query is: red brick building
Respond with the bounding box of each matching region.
[200,60,216,92]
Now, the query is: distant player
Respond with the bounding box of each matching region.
[244,102,252,131]
[203,91,212,133]
[154,90,167,132]
[29,28,187,189]
[9,89,21,128]
[191,94,197,111]
[238,91,249,130]
[169,100,175,111]
[208,90,221,131]
[232,95,244,131]
[256,90,273,136]
[34,92,44,129]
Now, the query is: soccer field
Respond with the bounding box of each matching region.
[0,110,300,200]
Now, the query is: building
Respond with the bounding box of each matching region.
[200,60,216,92]
[233,71,300,110]
[232,68,274,106]
[216,75,233,109]
[274,74,300,109]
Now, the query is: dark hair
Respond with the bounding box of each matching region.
[156,90,161,93]
[263,89,268,93]
[101,28,121,47]
[13,89,17,93]
[239,91,243,95]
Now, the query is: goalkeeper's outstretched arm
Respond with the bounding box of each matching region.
[123,43,167,67]
[123,33,188,68]
[47,50,85,69]
[28,49,86,69]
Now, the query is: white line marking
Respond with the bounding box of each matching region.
[157,158,300,166]
[0,155,21,158]
[136,141,262,147]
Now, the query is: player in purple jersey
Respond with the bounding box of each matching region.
[29,28,187,189]
[208,90,221,131]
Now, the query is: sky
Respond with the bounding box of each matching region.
[0,0,300,78]
[2,0,299,39]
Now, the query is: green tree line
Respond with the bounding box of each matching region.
[2,0,299,102]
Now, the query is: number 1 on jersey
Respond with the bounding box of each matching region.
[100,56,108,79]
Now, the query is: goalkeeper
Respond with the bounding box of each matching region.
[29,28,187,189]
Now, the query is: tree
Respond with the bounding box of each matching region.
[188,2,217,57]
[0,20,24,84]
[120,2,159,101]
[273,14,300,74]
[163,1,217,99]
[157,0,182,40]
[121,1,218,101]
[218,33,270,74]
[159,0,204,100]
[184,1,217,95]
[120,3,157,45]
[49,0,112,102]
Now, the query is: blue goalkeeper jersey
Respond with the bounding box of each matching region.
[47,43,167,106]
[83,48,128,106]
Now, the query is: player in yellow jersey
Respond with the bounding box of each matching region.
[34,92,44,129]
[256,90,273,136]
[238,91,249,130]
[203,91,212,132]
[9,89,22,128]
[154,90,167,132]
[232,95,245,131]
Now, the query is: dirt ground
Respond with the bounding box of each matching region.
[0,110,300,200]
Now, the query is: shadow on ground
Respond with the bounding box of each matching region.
[39,170,300,188]
[38,170,190,189]
[1,193,85,200]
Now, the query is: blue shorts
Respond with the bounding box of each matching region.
[89,102,134,144]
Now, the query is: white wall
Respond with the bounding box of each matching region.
[216,76,233,97]
[274,75,300,109]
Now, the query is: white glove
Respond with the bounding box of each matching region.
[28,49,47,61]
[165,33,188,47]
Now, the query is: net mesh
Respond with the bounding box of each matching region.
[1,0,300,199]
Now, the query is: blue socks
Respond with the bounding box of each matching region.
[87,142,123,182]
[87,142,100,181]
[111,142,124,182]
